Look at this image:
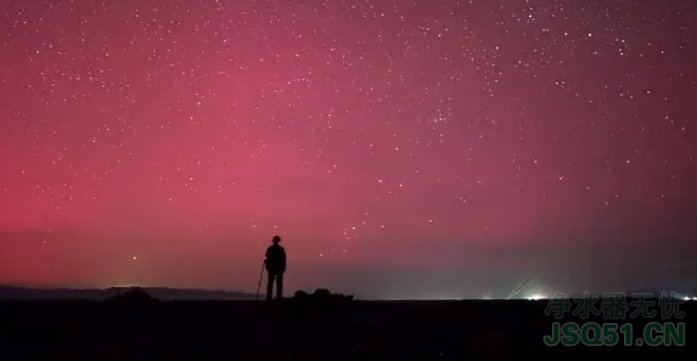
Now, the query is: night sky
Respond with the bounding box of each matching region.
[1,0,696,299]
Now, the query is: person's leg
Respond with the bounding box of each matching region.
[266,273,275,301]
[276,273,284,299]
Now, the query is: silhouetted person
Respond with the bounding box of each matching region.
[265,235,286,300]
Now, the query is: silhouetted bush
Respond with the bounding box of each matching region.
[293,288,354,302]
[293,290,309,298]
[106,287,155,304]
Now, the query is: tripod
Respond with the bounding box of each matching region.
[254,261,265,301]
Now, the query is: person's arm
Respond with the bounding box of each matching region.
[264,247,271,266]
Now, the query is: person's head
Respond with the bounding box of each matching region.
[272,235,281,244]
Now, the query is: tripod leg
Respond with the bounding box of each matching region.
[255,263,264,301]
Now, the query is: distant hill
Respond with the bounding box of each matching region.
[573,288,692,298]
[0,285,256,301]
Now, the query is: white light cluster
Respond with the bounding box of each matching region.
[526,294,546,300]
[682,296,697,301]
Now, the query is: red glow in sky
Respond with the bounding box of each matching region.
[1,0,696,297]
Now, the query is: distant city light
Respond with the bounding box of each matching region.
[526,294,545,300]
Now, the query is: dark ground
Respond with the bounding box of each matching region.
[1,298,691,360]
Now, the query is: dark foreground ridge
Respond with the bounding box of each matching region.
[1,290,691,359]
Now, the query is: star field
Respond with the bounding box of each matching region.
[0,0,696,296]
